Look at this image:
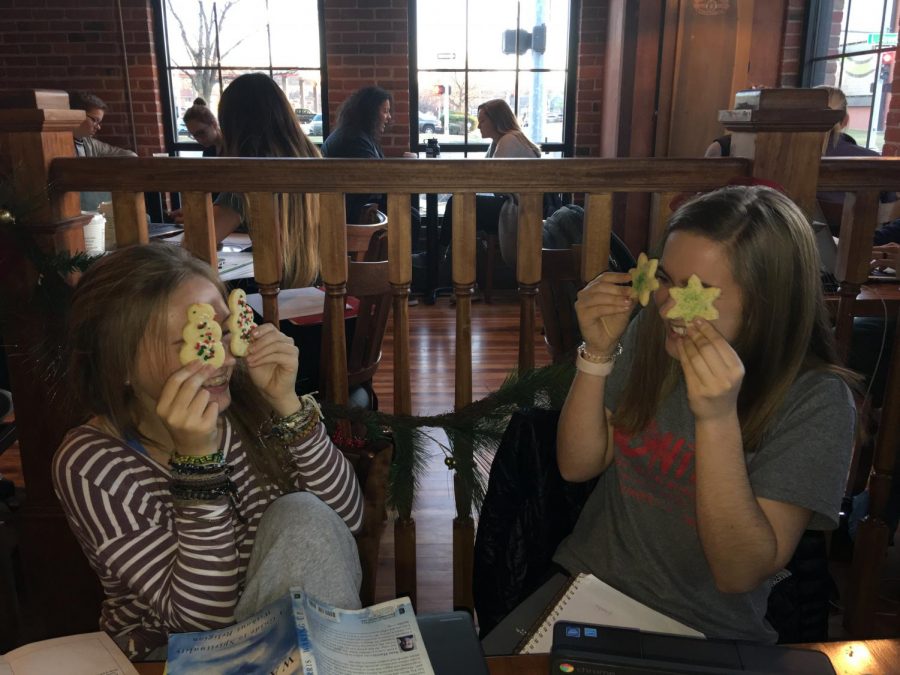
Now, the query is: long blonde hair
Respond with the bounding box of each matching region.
[478,99,541,157]
[815,84,848,149]
[219,73,322,288]
[613,186,856,453]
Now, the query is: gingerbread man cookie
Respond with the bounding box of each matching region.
[226,289,257,357]
[179,302,225,367]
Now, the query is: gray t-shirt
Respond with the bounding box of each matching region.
[554,317,855,643]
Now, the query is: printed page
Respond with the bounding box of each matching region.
[291,590,435,675]
[523,573,704,654]
[167,595,301,675]
[1,632,137,675]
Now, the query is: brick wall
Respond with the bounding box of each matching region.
[323,0,411,157]
[0,0,164,157]
[574,0,607,156]
[779,0,806,86]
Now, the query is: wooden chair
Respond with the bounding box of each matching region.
[324,230,392,410]
[346,203,388,262]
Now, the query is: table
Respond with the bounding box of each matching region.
[133,639,900,674]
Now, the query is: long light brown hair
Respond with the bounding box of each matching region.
[67,243,293,490]
[613,186,855,453]
[219,73,321,288]
[815,84,849,149]
[477,99,541,157]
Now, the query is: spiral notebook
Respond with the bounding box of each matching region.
[516,573,704,654]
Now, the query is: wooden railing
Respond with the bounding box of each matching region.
[2,90,899,640]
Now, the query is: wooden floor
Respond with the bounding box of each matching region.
[371,296,551,611]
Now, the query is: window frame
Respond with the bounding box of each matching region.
[408,0,580,157]
[802,0,897,151]
[152,0,330,155]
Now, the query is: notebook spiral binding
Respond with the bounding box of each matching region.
[521,577,581,653]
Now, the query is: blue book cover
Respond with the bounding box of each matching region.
[166,595,301,674]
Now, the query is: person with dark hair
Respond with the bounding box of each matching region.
[321,86,422,250]
[487,187,857,648]
[182,97,223,157]
[52,243,363,661]
[69,91,136,159]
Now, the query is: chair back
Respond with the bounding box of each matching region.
[323,230,391,409]
[347,203,388,262]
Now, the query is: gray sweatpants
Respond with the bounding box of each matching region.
[140,491,361,661]
[235,491,362,619]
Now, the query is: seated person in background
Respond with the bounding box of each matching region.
[321,86,421,248]
[53,244,363,661]
[70,91,137,158]
[814,84,896,234]
[439,99,542,265]
[183,96,223,157]
[490,186,856,647]
[69,91,136,211]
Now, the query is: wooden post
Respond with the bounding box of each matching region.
[718,88,843,218]
[0,90,105,640]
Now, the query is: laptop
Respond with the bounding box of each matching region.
[418,611,491,675]
[550,622,835,674]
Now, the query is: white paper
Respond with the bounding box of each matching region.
[522,573,704,654]
[1,632,138,675]
[218,252,255,281]
[246,287,328,320]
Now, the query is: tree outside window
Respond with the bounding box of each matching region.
[159,0,324,150]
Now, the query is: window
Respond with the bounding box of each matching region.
[412,0,576,156]
[804,0,898,151]
[155,0,327,152]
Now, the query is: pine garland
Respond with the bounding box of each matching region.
[322,362,575,519]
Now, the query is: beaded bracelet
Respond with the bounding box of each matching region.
[171,466,232,487]
[263,394,322,445]
[170,481,236,502]
[170,450,224,470]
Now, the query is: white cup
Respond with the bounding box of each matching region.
[82,211,106,255]
[97,201,115,250]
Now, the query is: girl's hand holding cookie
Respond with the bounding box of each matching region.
[155,360,220,456]
[675,319,744,422]
[574,271,635,355]
[245,323,301,415]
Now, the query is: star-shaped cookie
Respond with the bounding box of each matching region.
[628,252,660,306]
[666,274,721,322]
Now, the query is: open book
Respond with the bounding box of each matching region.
[0,632,137,675]
[167,589,435,675]
[517,573,704,654]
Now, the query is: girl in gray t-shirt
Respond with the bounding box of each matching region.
[553,185,856,643]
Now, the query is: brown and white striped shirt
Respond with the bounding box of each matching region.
[51,418,363,660]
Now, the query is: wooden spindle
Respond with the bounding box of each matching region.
[246,192,282,325]
[451,192,476,613]
[319,192,350,408]
[516,193,543,372]
[112,191,148,246]
[180,191,217,266]
[386,192,416,607]
[582,192,613,282]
